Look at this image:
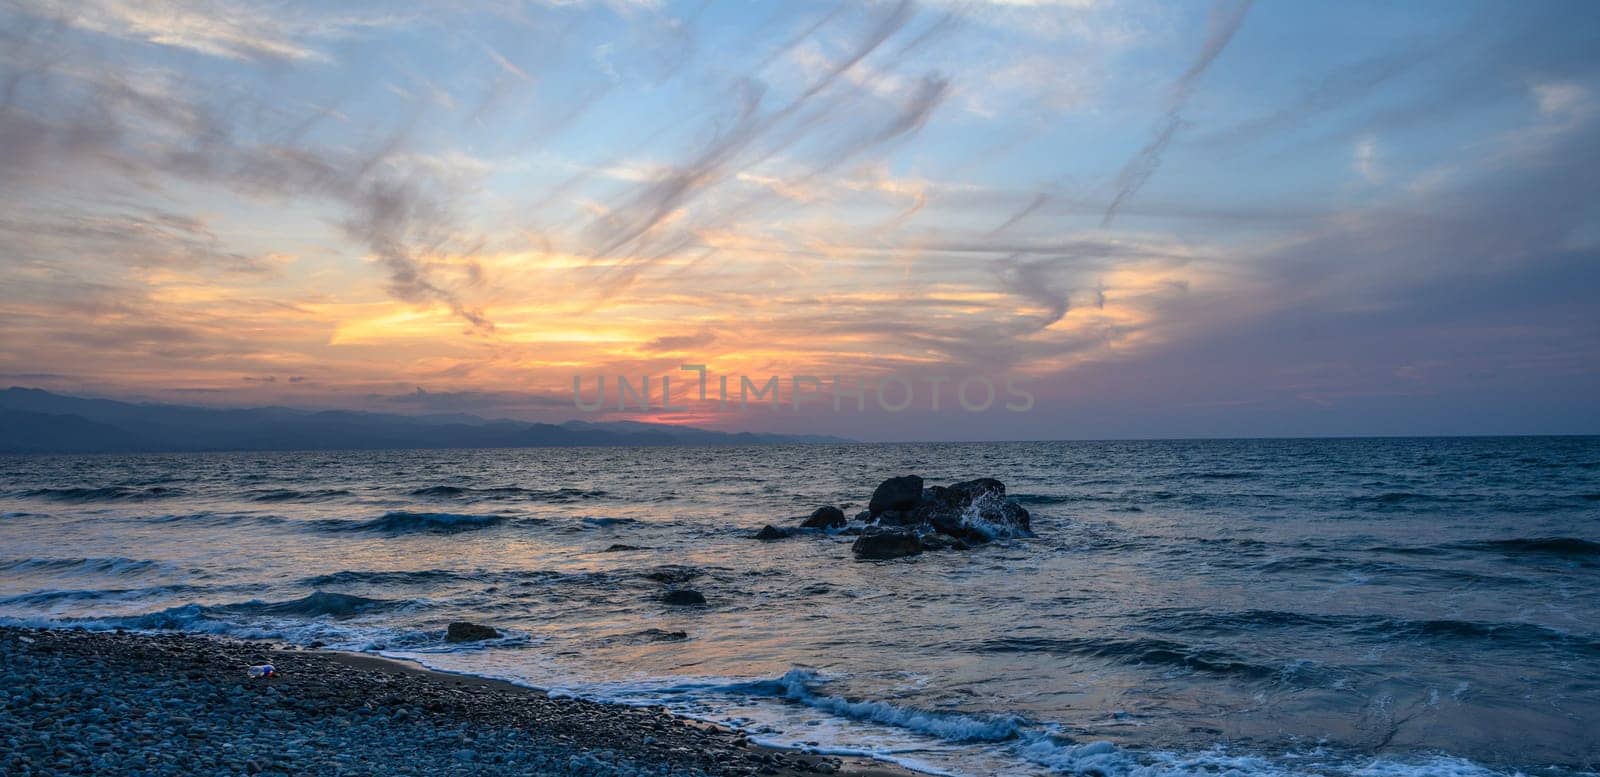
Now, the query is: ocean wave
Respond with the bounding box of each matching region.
[1182,470,1259,480]
[1137,608,1353,634]
[409,485,610,502]
[302,568,581,588]
[0,556,171,576]
[313,511,517,535]
[580,516,640,527]
[1248,556,1527,585]
[1345,491,1476,509]
[1137,608,1600,657]
[1011,739,1525,777]
[409,485,537,499]
[19,486,187,502]
[136,512,288,528]
[1010,493,1076,505]
[302,569,485,587]
[246,488,353,503]
[2,604,434,651]
[978,636,1276,678]
[410,485,472,498]
[0,584,225,607]
[3,589,420,630]
[1358,617,1600,653]
[218,590,413,618]
[749,670,1025,743]
[678,669,1025,743]
[1450,537,1600,559]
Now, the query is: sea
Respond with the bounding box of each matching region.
[2,437,1597,776]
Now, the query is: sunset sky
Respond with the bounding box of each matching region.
[1,0,1597,440]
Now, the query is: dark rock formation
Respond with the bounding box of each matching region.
[800,505,846,529]
[850,529,923,560]
[748,476,1031,560]
[868,475,923,515]
[445,622,500,643]
[912,477,1031,540]
[602,544,645,552]
[661,589,706,606]
[837,475,1032,558]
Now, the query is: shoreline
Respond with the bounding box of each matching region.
[1,626,919,777]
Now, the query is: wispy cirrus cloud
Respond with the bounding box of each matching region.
[8,0,405,61]
[1101,0,1252,227]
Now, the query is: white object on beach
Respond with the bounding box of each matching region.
[248,664,276,679]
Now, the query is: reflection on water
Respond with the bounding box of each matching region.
[2,438,1598,775]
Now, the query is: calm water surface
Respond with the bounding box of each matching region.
[2,438,1597,775]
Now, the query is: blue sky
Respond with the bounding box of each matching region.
[0,0,1596,440]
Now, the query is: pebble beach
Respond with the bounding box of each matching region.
[0,626,908,777]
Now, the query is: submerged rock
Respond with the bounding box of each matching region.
[602,544,645,552]
[850,529,923,560]
[445,622,500,643]
[642,566,701,584]
[917,534,971,552]
[631,628,689,642]
[868,475,923,516]
[661,589,707,606]
[753,524,790,541]
[799,505,846,529]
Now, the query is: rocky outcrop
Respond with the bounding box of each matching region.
[913,478,1031,541]
[445,622,500,643]
[847,475,1031,559]
[748,476,1032,558]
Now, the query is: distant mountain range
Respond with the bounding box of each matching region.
[0,388,852,453]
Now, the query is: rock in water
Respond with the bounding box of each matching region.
[661,589,707,606]
[445,622,500,642]
[948,478,1006,502]
[868,475,924,516]
[851,529,923,559]
[799,505,846,529]
[753,525,790,541]
[914,477,1032,541]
